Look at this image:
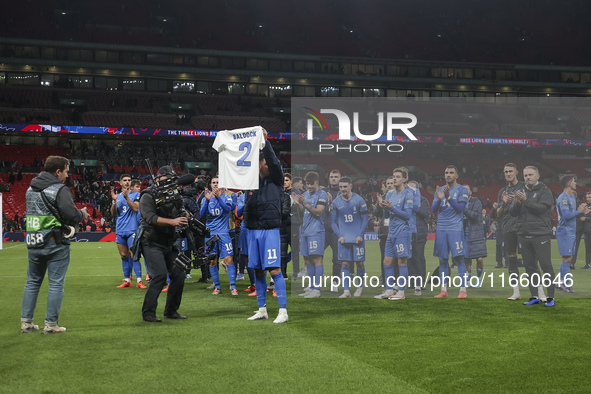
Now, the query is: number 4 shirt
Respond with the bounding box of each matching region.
[212,126,266,190]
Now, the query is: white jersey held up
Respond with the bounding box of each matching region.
[212,126,266,190]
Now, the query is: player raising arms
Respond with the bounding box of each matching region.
[432,165,469,299]
[374,168,413,300]
[330,177,369,298]
[556,175,589,293]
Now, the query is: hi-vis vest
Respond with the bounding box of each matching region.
[25,183,66,248]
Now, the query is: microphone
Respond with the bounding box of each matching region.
[178,174,196,186]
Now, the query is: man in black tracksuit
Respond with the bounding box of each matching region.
[509,165,556,306]
[495,163,526,300]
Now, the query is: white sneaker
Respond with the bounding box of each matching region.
[331,279,339,292]
[388,290,406,300]
[374,289,395,299]
[206,283,215,290]
[247,308,268,321]
[339,290,351,298]
[507,286,521,300]
[273,309,288,324]
[298,287,312,296]
[21,321,39,333]
[353,288,363,297]
[538,286,547,303]
[43,325,66,334]
[304,289,321,298]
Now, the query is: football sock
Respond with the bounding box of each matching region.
[477,268,483,278]
[560,261,570,285]
[341,265,351,291]
[439,258,449,289]
[272,272,287,308]
[314,264,324,290]
[227,263,237,290]
[357,266,366,288]
[209,265,220,288]
[247,267,256,285]
[454,256,467,288]
[398,264,408,291]
[122,256,131,280]
[306,264,315,287]
[131,256,142,281]
[384,265,395,290]
[255,273,267,308]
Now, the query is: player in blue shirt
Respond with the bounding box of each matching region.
[432,165,469,299]
[556,175,589,292]
[330,177,369,298]
[111,174,146,289]
[375,168,414,300]
[293,171,328,298]
[200,176,237,295]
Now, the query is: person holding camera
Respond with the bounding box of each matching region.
[21,155,89,334]
[140,166,189,322]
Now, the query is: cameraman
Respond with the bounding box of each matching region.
[140,166,188,322]
[21,155,89,334]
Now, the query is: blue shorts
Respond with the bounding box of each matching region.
[207,232,234,259]
[385,233,411,259]
[434,230,465,258]
[116,233,134,248]
[338,241,366,262]
[237,227,249,255]
[556,231,576,257]
[301,234,325,257]
[247,228,281,270]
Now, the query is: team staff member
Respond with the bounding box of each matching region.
[509,165,556,307]
[140,166,189,322]
[495,163,526,300]
[244,128,288,323]
[21,155,89,334]
[409,180,430,295]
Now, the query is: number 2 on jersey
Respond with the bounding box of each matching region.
[237,141,252,167]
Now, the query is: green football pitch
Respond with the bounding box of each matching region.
[1,240,590,393]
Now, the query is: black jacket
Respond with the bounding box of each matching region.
[244,141,284,230]
[139,189,179,246]
[509,181,554,236]
[416,196,430,236]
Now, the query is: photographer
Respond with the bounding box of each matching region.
[140,166,188,322]
[21,155,89,334]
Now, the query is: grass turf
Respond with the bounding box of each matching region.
[1,240,590,393]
